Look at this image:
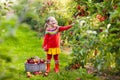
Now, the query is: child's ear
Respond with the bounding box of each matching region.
[46,23,49,26]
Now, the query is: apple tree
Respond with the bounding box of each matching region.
[63,0,120,72]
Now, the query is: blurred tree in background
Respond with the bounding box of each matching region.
[0,0,18,79]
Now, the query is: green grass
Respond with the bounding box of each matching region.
[0,25,100,80]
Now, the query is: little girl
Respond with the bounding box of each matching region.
[42,16,74,74]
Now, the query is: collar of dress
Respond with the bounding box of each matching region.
[45,26,60,34]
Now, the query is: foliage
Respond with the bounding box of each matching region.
[63,0,120,72]
[13,0,74,36]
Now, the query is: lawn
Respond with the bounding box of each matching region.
[0,25,100,80]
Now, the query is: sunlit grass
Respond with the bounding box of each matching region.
[0,25,100,80]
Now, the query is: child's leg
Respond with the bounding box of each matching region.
[47,54,52,61]
[46,54,52,73]
[53,54,59,73]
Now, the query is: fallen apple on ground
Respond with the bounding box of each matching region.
[26,72,32,78]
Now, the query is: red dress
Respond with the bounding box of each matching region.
[42,25,72,55]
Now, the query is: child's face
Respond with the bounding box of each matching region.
[48,17,57,27]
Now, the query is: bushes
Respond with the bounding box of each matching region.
[63,0,120,72]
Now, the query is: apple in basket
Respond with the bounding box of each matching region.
[27,58,35,64]
[33,56,40,63]
[40,59,45,63]
[33,59,39,64]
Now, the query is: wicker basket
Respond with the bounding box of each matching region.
[25,63,46,72]
[39,63,46,72]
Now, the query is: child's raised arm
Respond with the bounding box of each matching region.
[59,23,75,32]
[59,25,72,32]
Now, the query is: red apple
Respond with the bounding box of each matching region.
[44,72,48,76]
[27,59,31,63]
[35,60,39,63]
[78,12,82,16]
[39,71,42,74]
[30,60,35,64]
[87,69,93,74]
[96,14,102,19]
[33,71,40,75]
[113,4,117,9]
[27,59,35,64]
[77,5,81,10]
[40,59,45,63]
[81,13,85,16]
[100,29,103,32]
[26,72,32,78]
[47,2,50,6]
[100,16,105,22]
[80,9,85,13]
[76,78,81,80]
[47,1,53,6]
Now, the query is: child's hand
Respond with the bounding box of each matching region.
[44,48,48,51]
[43,45,48,51]
[70,22,76,26]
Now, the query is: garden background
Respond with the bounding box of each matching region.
[0,0,120,80]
